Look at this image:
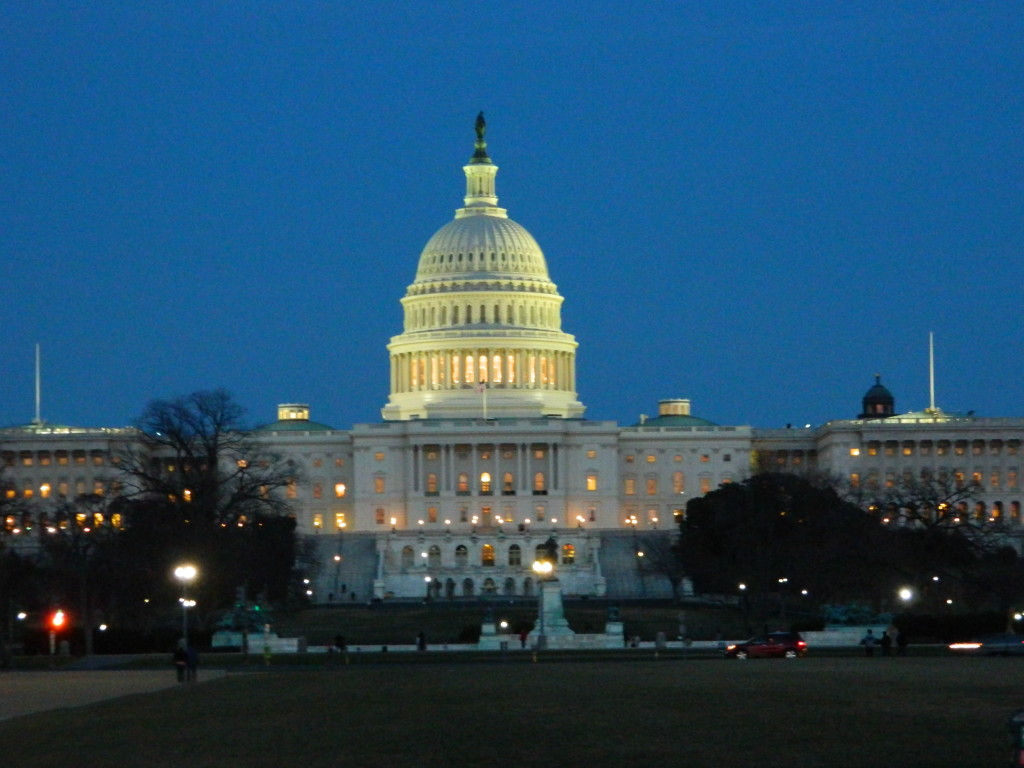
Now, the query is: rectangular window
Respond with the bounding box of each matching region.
[624,455,634,464]
[624,477,636,495]
[586,473,598,492]
[991,472,1000,489]
[700,454,710,463]
[850,473,860,487]
[646,477,657,495]
[374,452,385,461]
[646,455,656,464]
[313,483,323,499]
[39,453,51,466]
[335,512,346,529]
[287,480,298,499]
[1008,470,1019,488]
[313,513,323,529]
[672,471,684,494]
[374,477,385,494]
[427,507,438,523]
[375,508,386,525]
[533,448,545,459]
[334,483,346,498]
[699,477,711,494]
[535,505,546,522]
[849,448,861,457]
[586,450,597,459]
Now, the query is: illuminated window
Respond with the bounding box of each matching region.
[586,450,597,459]
[972,472,982,486]
[624,477,636,495]
[335,458,345,467]
[374,452,385,461]
[700,477,711,494]
[849,448,861,457]
[624,455,635,464]
[39,453,51,466]
[57,452,68,466]
[991,472,1001,489]
[903,445,914,456]
[534,448,546,460]
[586,472,598,492]
[850,473,860,487]
[374,477,385,494]
[287,480,298,499]
[700,454,710,463]
[503,472,514,494]
[93,481,104,496]
[480,472,492,494]
[646,477,658,496]
[58,482,68,497]
[427,507,437,523]
[313,483,323,499]
[40,483,51,499]
[562,544,575,565]
[954,472,965,488]
[426,473,438,494]
[481,544,495,567]
[312,513,323,529]
[335,512,346,529]
[533,472,546,493]
[646,455,656,464]
[672,471,684,494]
[20,453,33,466]
[425,450,438,460]
[375,508,386,525]
[334,483,346,498]
[457,473,470,494]
[92,454,104,466]
[1008,470,1018,488]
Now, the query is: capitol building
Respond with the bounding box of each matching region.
[2,117,1022,602]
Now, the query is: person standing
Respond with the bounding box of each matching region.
[173,642,188,683]
[880,631,892,657]
[860,629,877,657]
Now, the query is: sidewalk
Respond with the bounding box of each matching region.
[0,669,225,722]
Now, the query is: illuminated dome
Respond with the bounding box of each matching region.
[382,114,584,421]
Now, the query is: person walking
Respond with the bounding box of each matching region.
[880,631,892,657]
[186,645,199,682]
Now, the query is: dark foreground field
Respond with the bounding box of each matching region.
[2,655,1021,767]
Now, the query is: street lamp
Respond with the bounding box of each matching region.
[174,564,197,644]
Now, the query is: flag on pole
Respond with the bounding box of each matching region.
[476,381,488,420]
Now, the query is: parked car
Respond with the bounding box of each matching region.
[724,632,808,659]
[948,634,1024,656]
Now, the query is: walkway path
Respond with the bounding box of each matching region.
[0,669,226,721]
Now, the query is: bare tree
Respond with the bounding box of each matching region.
[116,389,296,525]
[637,532,687,601]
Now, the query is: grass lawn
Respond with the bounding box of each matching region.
[2,655,1020,767]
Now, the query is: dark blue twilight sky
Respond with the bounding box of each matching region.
[2,2,1022,431]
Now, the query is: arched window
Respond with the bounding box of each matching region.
[672,471,685,494]
[492,354,502,383]
[463,578,475,596]
[455,545,468,566]
[480,472,492,494]
[457,473,470,494]
[562,544,575,565]
[482,577,497,594]
[426,473,438,494]
[428,545,441,567]
[523,577,534,596]
[504,577,516,596]
[508,544,522,566]
[445,578,456,598]
[374,476,385,494]
[401,546,414,569]
[503,472,515,494]
[452,306,460,324]
[646,477,658,495]
[1012,501,1021,521]
[533,472,546,494]
[478,355,487,382]
[481,544,495,567]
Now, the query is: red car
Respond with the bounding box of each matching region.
[725,632,808,659]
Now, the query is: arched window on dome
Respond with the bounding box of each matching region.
[451,355,461,384]
[528,354,537,385]
[466,305,473,323]
[440,306,447,325]
[529,305,536,325]
[494,304,501,325]
[452,305,459,324]
[480,304,487,323]
[507,354,516,384]
[478,355,488,383]
[540,356,548,385]
[518,305,525,324]
[492,354,502,384]
[507,305,514,324]
[429,306,436,326]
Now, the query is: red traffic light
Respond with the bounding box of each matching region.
[50,610,66,630]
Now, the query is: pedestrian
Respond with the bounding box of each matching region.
[416,631,427,651]
[173,641,187,683]
[897,630,909,656]
[519,629,528,649]
[860,629,877,657]
[185,645,199,682]
[880,630,892,657]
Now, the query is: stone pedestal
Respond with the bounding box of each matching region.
[529,579,574,649]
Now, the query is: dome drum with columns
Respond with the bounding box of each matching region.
[382,114,584,421]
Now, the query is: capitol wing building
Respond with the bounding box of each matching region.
[2,118,1022,602]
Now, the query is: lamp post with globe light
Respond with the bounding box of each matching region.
[174,564,197,645]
